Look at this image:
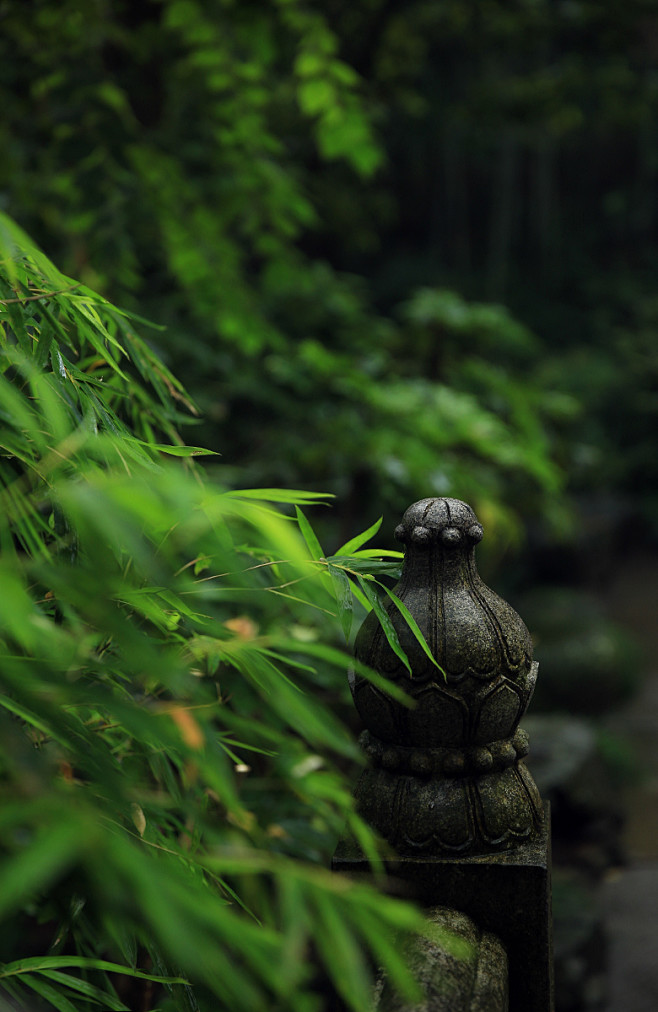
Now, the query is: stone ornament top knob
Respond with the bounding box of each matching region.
[394,497,483,548]
[349,497,543,855]
[354,497,534,696]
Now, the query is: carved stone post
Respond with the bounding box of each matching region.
[333,498,553,1011]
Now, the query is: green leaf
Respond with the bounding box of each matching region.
[0,693,58,740]
[39,969,130,1010]
[378,583,447,680]
[34,328,53,368]
[328,556,402,577]
[298,79,337,117]
[334,516,382,556]
[313,892,372,1011]
[0,956,189,986]
[21,974,80,1012]
[346,549,403,559]
[0,818,87,920]
[274,641,414,707]
[0,978,27,1007]
[227,488,333,504]
[294,506,324,560]
[356,576,411,675]
[124,438,217,457]
[328,564,352,641]
[347,908,422,1004]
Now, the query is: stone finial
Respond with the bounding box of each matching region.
[374,906,508,1012]
[349,497,543,854]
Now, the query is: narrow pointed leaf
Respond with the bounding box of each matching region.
[21,974,79,1012]
[355,576,412,675]
[294,506,324,560]
[334,516,382,556]
[38,970,130,1011]
[378,583,447,680]
[227,488,333,504]
[328,563,352,641]
[0,956,188,985]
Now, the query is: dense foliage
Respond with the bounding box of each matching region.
[0,0,592,550]
[0,216,444,1011]
[1,1,656,1003]
[3,1,658,546]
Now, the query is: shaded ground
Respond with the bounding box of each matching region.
[599,552,658,1012]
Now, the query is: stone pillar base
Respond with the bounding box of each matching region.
[332,805,553,1012]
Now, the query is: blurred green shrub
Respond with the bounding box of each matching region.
[0,0,571,552]
[523,588,643,715]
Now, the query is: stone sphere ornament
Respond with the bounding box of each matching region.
[349,497,543,855]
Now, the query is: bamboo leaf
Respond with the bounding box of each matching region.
[21,974,80,1012]
[124,438,217,457]
[334,516,382,556]
[227,488,333,504]
[39,970,130,1011]
[344,548,403,559]
[276,640,414,706]
[328,563,352,641]
[0,956,189,985]
[356,576,412,675]
[347,909,422,1004]
[313,891,373,1012]
[0,693,57,740]
[294,505,324,560]
[378,583,447,680]
[328,555,402,577]
[0,817,87,920]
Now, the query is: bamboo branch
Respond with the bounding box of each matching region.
[0,284,81,305]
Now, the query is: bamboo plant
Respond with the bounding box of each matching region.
[0,213,443,1012]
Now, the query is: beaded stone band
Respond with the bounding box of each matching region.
[359,728,530,778]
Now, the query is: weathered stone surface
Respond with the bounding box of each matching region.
[334,498,554,1011]
[349,497,543,856]
[353,762,542,854]
[374,906,508,1012]
[333,811,553,1012]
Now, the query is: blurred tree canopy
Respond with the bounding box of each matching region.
[1,0,656,529]
[0,212,438,1012]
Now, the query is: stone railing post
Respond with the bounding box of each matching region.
[333,498,553,1011]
